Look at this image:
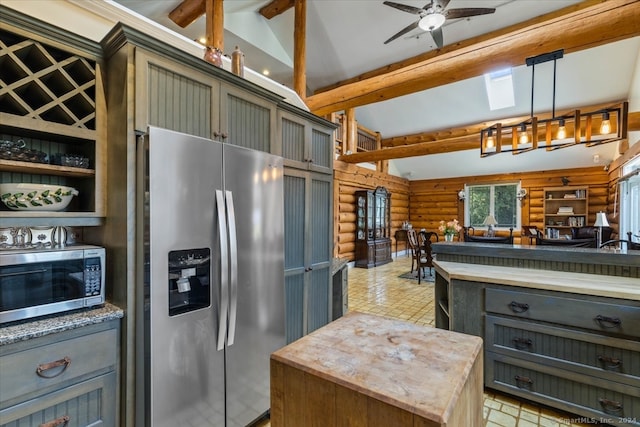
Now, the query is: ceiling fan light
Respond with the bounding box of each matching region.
[418,13,446,32]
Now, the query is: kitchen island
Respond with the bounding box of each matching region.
[271,311,483,426]
[432,242,640,425]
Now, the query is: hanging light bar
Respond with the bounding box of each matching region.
[479,47,628,156]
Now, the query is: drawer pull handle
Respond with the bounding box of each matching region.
[39,415,69,427]
[598,398,623,416]
[514,375,533,389]
[36,356,71,378]
[512,337,533,350]
[509,301,529,313]
[594,315,621,328]
[597,355,622,371]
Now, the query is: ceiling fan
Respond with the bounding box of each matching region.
[383,0,496,48]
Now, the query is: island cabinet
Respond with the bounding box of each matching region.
[0,318,121,427]
[433,250,640,425]
[271,312,484,427]
[0,7,106,227]
[277,106,337,343]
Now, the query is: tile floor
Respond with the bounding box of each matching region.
[260,255,597,427]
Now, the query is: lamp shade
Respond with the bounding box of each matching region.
[594,212,609,227]
[483,215,498,226]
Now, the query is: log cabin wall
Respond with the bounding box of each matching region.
[409,166,611,245]
[333,161,409,260]
[335,163,614,261]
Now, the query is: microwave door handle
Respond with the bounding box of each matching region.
[225,190,238,347]
[215,189,229,352]
[0,269,47,278]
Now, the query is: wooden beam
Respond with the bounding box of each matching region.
[169,0,206,28]
[293,0,306,99]
[339,108,640,163]
[306,0,640,116]
[205,0,224,51]
[346,108,357,155]
[259,0,295,19]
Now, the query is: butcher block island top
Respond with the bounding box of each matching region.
[270,311,484,427]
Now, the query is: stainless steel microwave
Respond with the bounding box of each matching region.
[0,245,105,324]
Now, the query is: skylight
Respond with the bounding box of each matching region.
[484,68,515,111]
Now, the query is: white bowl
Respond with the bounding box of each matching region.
[0,183,79,211]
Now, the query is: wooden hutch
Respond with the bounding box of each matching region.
[354,187,392,268]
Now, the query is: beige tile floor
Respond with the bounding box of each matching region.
[260,255,596,427]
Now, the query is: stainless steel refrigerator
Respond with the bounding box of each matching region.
[136,126,285,427]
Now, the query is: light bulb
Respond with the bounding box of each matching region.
[518,124,529,145]
[557,119,566,139]
[486,129,495,148]
[600,112,611,134]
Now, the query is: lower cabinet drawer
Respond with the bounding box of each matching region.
[486,351,640,425]
[0,328,117,405]
[485,287,640,338]
[0,371,116,427]
[486,315,640,386]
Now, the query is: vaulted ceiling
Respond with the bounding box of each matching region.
[57,1,640,178]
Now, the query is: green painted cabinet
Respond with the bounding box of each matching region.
[0,320,120,427]
[279,107,336,343]
[0,7,106,227]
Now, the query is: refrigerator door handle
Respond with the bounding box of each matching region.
[225,190,238,346]
[216,189,229,351]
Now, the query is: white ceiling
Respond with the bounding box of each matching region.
[25,0,640,180]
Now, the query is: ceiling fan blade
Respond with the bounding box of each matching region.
[433,0,451,10]
[445,7,496,19]
[384,20,420,44]
[383,1,424,15]
[431,27,444,49]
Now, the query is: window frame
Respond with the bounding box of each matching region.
[463,182,522,231]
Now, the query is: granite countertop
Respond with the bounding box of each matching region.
[0,303,124,346]
[332,257,349,275]
[271,311,483,423]
[434,260,640,301]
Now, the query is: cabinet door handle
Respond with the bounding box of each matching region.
[597,355,622,371]
[39,415,69,427]
[512,337,533,350]
[514,375,533,389]
[509,301,529,313]
[598,398,623,416]
[36,356,71,378]
[594,315,621,328]
[220,132,228,140]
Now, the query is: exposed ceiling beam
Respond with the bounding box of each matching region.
[306,0,640,116]
[339,109,640,163]
[259,0,295,19]
[169,0,205,28]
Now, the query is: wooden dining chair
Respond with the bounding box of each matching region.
[407,229,432,284]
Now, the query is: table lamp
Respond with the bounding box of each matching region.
[483,215,498,237]
[594,211,609,248]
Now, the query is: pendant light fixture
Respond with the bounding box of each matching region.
[479,47,628,157]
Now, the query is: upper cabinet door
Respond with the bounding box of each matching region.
[219,83,276,152]
[134,49,219,139]
[278,109,334,174]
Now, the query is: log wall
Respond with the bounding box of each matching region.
[333,161,410,260]
[334,163,611,261]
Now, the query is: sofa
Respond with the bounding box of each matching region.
[536,226,613,248]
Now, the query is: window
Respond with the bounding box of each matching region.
[464,183,521,230]
[620,156,640,240]
[484,68,515,111]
